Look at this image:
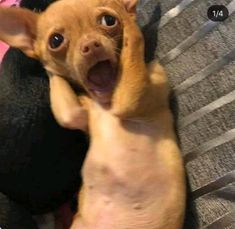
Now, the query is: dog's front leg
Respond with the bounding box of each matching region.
[111,14,149,119]
[49,75,88,131]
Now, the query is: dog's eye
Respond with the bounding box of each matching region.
[49,33,64,49]
[101,15,117,27]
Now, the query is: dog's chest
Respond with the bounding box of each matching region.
[82,103,163,200]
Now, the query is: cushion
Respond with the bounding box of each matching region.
[138,0,235,228]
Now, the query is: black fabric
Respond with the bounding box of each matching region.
[0,48,88,214]
[0,193,38,229]
[20,0,57,11]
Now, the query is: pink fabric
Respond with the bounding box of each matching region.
[0,42,8,61]
[0,0,19,6]
[0,0,21,62]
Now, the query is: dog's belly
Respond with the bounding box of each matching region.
[72,203,163,229]
[76,104,184,229]
[84,104,166,201]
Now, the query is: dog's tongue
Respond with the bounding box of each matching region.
[87,60,116,91]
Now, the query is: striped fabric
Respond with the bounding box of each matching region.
[138,0,235,228]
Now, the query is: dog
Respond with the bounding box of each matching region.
[0,0,186,228]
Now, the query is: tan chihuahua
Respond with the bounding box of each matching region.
[0,0,186,228]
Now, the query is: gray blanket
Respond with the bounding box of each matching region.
[138,0,235,228]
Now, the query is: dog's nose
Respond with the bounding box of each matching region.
[80,40,102,56]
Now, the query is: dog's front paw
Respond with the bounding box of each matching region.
[57,106,88,131]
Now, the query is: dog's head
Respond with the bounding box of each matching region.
[0,0,138,105]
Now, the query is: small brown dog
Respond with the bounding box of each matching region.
[0,0,186,228]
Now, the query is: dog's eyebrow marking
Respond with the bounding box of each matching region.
[96,6,119,16]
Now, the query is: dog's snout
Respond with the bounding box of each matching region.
[80,40,102,56]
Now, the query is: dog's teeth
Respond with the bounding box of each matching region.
[93,90,111,99]
[94,91,103,97]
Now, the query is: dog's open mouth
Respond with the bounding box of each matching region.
[86,60,118,104]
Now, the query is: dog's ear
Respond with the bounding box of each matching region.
[122,0,138,14]
[0,8,38,58]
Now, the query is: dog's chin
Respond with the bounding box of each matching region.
[85,60,118,106]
